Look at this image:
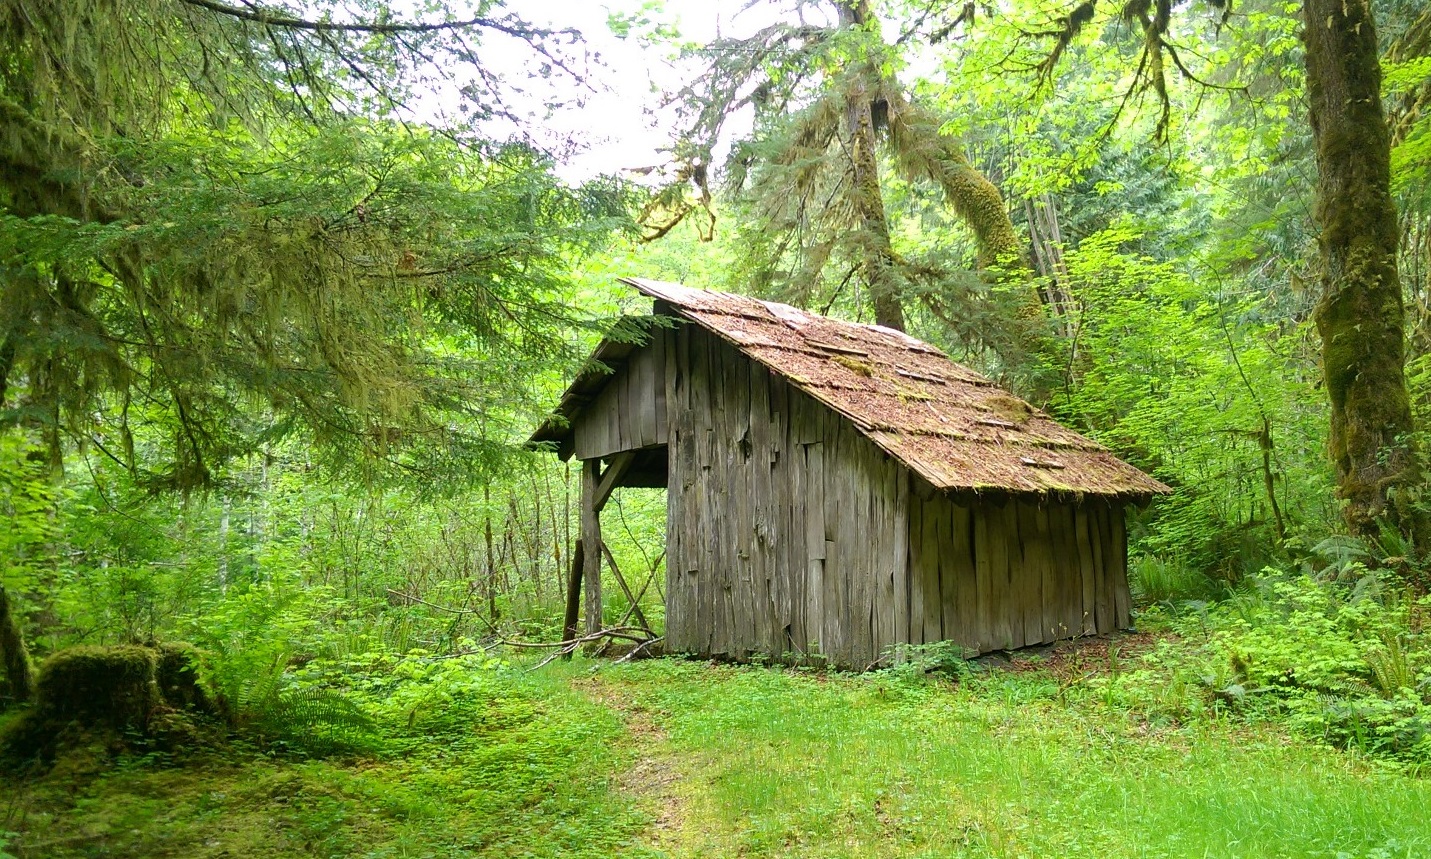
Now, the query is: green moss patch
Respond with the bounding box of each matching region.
[0,642,223,767]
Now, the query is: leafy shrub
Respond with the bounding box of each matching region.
[1096,569,1431,768]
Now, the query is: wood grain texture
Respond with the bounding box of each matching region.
[920,497,943,646]
[1090,502,1110,634]
[580,458,603,635]
[1112,506,1130,630]
[1074,506,1097,636]
[949,503,975,654]
[907,494,926,647]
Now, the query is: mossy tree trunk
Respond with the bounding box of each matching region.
[839,0,906,332]
[1303,0,1427,545]
[0,585,35,705]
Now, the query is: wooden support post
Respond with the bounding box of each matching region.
[561,539,585,660]
[581,458,604,635]
[593,450,635,513]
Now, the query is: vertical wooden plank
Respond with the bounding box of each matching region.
[734,347,757,658]
[614,364,631,451]
[805,559,823,657]
[628,356,644,446]
[778,378,804,656]
[853,435,874,668]
[1112,506,1131,630]
[1101,502,1120,634]
[602,369,618,456]
[989,502,1016,650]
[823,538,841,665]
[931,496,954,649]
[948,503,975,654]
[907,494,926,646]
[853,441,876,667]
[637,347,658,448]
[1017,500,1044,648]
[872,458,897,663]
[1056,505,1082,640]
[750,365,777,656]
[626,351,641,447]
[871,449,885,665]
[823,422,849,666]
[698,333,719,655]
[674,328,696,653]
[920,494,943,645]
[665,337,683,652]
[654,328,669,444]
[892,468,910,654]
[832,424,857,667]
[1091,503,1111,634]
[987,501,1015,651]
[659,330,677,649]
[805,443,827,560]
[665,458,684,651]
[973,507,994,653]
[580,458,603,635]
[806,440,826,656]
[1074,505,1097,636]
[1041,503,1064,644]
[724,343,747,657]
[694,332,712,473]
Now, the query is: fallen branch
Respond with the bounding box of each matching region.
[612,637,664,665]
[505,626,653,649]
[385,588,497,634]
[527,627,661,670]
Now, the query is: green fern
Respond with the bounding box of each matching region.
[1366,630,1416,700]
[248,688,383,757]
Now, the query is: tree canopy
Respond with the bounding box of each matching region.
[0,0,630,490]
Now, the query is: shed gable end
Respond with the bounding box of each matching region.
[569,329,670,461]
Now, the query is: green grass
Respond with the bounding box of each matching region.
[1,663,658,859]
[4,653,1429,859]
[598,659,1431,859]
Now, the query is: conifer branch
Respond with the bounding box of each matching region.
[176,0,523,37]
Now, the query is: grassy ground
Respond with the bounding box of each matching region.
[1,666,658,859]
[4,648,1429,858]
[596,658,1430,858]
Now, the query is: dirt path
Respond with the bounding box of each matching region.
[576,675,690,854]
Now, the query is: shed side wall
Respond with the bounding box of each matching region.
[906,491,1130,654]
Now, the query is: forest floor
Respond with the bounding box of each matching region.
[4,639,1430,859]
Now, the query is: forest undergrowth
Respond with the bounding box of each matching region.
[3,560,1428,859]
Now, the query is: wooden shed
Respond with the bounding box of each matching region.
[531,278,1170,669]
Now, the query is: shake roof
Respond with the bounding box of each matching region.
[532,278,1170,499]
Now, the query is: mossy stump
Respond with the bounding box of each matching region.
[1,642,223,766]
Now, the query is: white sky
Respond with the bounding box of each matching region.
[370,0,932,179]
[445,0,829,180]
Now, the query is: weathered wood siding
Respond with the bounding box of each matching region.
[905,490,1130,655]
[664,326,908,669]
[571,332,668,461]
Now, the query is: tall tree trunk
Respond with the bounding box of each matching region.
[1303,0,1426,544]
[0,584,35,706]
[839,0,906,332]
[846,88,907,332]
